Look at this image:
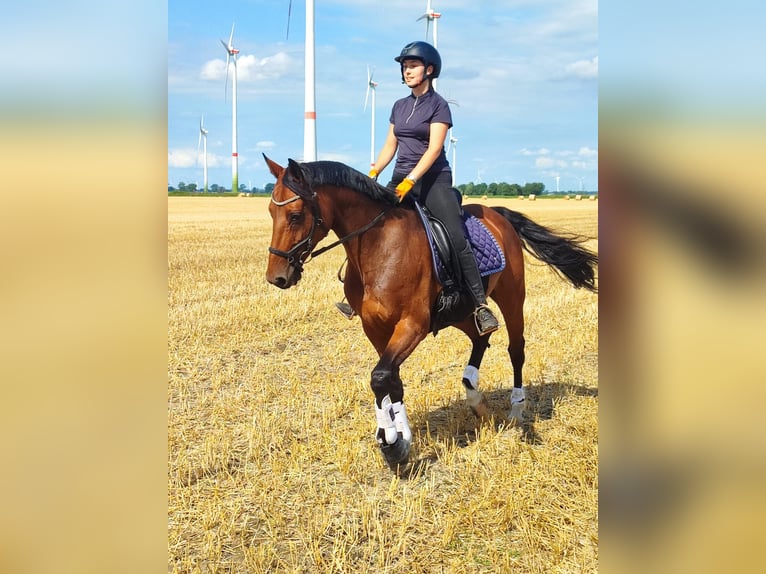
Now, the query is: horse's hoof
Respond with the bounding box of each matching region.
[470,399,490,419]
[466,389,488,418]
[507,400,526,426]
[380,433,411,469]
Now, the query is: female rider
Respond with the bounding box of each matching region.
[367,40,499,336]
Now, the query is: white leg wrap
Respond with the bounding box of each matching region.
[462,365,480,390]
[375,395,399,445]
[509,386,526,422]
[392,401,412,443]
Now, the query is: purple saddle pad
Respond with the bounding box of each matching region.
[415,203,506,283]
[464,212,506,277]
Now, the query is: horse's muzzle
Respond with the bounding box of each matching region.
[266,263,302,289]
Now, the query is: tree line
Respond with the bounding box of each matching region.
[168,182,274,193]
[457,181,546,197]
[168,180,551,196]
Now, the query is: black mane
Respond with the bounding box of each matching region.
[298,161,400,206]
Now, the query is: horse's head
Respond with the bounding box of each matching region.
[264,155,327,289]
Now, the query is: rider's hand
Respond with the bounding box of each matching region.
[368,168,379,180]
[395,178,415,202]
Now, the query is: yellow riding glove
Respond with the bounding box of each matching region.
[395,178,415,202]
[368,169,378,180]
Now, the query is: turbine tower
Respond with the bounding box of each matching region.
[364,67,378,169]
[447,129,458,186]
[197,115,209,193]
[287,1,317,161]
[220,23,239,193]
[555,175,560,193]
[417,0,441,48]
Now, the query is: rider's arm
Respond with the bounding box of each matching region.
[372,124,398,175]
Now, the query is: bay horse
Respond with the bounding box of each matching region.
[264,156,597,470]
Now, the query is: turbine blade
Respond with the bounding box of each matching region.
[286,0,292,40]
[364,85,370,111]
[220,38,229,52]
[416,14,427,22]
[229,22,235,48]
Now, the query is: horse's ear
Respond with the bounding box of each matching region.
[286,158,310,188]
[263,154,284,179]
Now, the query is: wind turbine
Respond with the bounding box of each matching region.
[364,66,378,169]
[197,115,208,193]
[446,129,458,186]
[220,23,239,193]
[287,1,317,161]
[417,0,441,89]
[555,175,561,193]
[417,0,441,47]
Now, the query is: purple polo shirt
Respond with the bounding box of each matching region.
[390,89,453,176]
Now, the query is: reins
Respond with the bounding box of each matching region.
[269,188,391,268]
[309,208,389,259]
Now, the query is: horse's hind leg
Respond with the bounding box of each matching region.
[462,335,492,418]
[500,297,526,424]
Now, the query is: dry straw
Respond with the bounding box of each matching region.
[169,197,598,573]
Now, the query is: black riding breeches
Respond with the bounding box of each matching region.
[389,171,467,252]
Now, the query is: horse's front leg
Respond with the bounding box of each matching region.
[368,319,426,469]
[371,363,412,469]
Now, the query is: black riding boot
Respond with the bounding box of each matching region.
[456,244,499,335]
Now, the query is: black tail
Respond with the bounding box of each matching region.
[492,206,598,292]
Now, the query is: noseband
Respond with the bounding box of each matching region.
[268,191,324,274]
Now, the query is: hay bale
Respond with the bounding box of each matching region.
[528,194,536,201]
[564,195,570,200]
[481,195,488,200]
[575,194,582,201]
[589,195,597,201]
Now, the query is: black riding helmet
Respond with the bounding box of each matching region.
[394,41,441,82]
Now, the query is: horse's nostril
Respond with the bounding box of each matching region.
[273,276,287,289]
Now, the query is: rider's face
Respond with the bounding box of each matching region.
[401,59,429,86]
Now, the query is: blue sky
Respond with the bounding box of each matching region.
[168,0,598,191]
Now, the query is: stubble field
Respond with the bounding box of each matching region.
[168,196,598,573]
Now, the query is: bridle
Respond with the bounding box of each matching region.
[268,187,390,273]
[268,191,324,274]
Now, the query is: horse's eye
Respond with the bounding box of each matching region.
[288,211,304,224]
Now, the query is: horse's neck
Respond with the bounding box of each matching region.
[320,186,387,239]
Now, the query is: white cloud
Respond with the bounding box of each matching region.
[255,141,276,150]
[521,147,550,156]
[168,149,197,168]
[535,156,568,169]
[199,52,294,82]
[168,148,226,169]
[566,56,598,79]
[578,146,598,158]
